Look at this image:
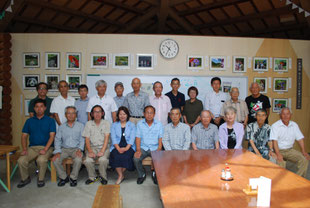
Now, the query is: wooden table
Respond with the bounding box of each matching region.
[152,149,310,208]
[0,145,19,192]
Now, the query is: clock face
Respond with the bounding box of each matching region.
[160,39,179,59]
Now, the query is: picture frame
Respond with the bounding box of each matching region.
[113,53,130,69]
[23,74,40,90]
[91,53,108,69]
[45,74,60,92]
[66,52,81,70]
[273,98,288,113]
[233,56,247,73]
[273,78,289,92]
[187,56,203,70]
[45,52,60,70]
[66,74,82,91]
[210,56,226,71]
[24,99,30,116]
[253,57,268,71]
[254,77,268,93]
[23,53,40,68]
[273,58,288,72]
[137,54,154,70]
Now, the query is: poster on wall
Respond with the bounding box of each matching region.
[113,53,131,69]
[210,56,226,71]
[296,59,302,109]
[45,74,59,91]
[253,57,268,72]
[273,58,288,72]
[233,56,247,73]
[273,98,288,113]
[66,74,82,91]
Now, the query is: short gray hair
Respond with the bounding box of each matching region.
[95,80,107,88]
[200,110,212,117]
[250,82,260,89]
[279,107,292,115]
[224,106,237,115]
[230,87,239,93]
[65,106,77,114]
[114,82,124,89]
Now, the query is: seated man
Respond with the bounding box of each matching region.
[246,109,276,161]
[134,105,163,185]
[52,106,85,187]
[17,99,56,188]
[163,108,191,150]
[192,110,219,150]
[270,107,310,177]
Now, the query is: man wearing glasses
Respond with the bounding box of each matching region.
[28,82,53,117]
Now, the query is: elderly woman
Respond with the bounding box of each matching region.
[219,106,244,149]
[109,106,136,185]
[183,86,203,128]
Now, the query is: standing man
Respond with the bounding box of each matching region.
[204,77,227,127]
[123,78,150,125]
[17,99,56,188]
[270,108,309,177]
[165,78,185,112]
[50,80,75,126]
[75,84,89,125]
[245,82,271,124]
[163,108,191,150]
[149,81,172,126]
[52,106,84,187]
[113,82,125,108]
[134,106,163,185]
[87,80,118,124]
[28,82,53,117]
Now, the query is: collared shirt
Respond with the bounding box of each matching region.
[22,115,56,147]
[149,94,172,126]
[192,123,219,149]
[29,96,53,116]
[113,96,125,108]
[123,91,150,117]
[183,99,203,124]
[53,121,85,154]
[165,91,185,110]
[220,99,249,123]
[218,122,244,149]
[110,121,136,151]
[270,120,304,150]
[163,122,191,150]
[204,90,227,117]
[86,94,118,123]
[136,119,164,151]
[246,122,271,159]
[75,97,89,125]
[50,95,75,125]
[82,119,111,148]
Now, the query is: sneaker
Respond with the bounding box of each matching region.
[137,174,146,185]
[85,178,95,185]
[57,177,69,187]
[70,178,77,187]
[17,177,31,188]
[37,180,45,188]
[98,176,108,185]
[152,171,158,185]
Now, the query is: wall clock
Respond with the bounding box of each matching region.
[159,39,179,59]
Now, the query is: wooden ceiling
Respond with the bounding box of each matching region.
[0,0,310,40]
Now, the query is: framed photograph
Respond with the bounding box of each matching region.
[254,78,267,93]
[23,53,40,68]
[113,53,130,69]
[91,53,108,69]
[233,56,247,73]
[66,53,81,70]
[222,81,232,93]
[253,57,268,71]
[66,74,82,91]
[273,78,289,92]
[273,98,288,113]
[137,54,154,70]
[24,99,30,116]
[274,58,288,72]
[210,56,226,71]
[45,74,59,91]
[23,74,40,90]
[187,56,203,70]
[45,52,60,69]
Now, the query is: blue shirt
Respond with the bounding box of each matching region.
[22,115,56,147]
[113,96,125,108]
[136,119,164,151]
[110,121,136,151]
[75,97,89,125]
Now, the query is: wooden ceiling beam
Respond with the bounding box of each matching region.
[157,0,169,33]
[93,0,144,14]
[170,0,191,6]
[169,9,200,35]
[300,0,310,26]
[0,0,26,32]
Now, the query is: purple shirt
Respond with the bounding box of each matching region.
[218,122,244,149]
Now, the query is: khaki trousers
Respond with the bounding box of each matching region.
[53,148,83,180]
[277,148,309,177]
[17,146,53,181]
[129,117,143,125]
[84,147,110,180]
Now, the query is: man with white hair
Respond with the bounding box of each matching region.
[270,107,309,177]
[86,80,118,123]
[245,82,271,124]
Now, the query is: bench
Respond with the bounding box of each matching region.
[92,185,122,208]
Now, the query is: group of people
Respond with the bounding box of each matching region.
[17,76,309,189]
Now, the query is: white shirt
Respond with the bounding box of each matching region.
[270,119,304,150]
[50,95,75,125]
[149,94,172,126]
[86,94,118,123]
[204,90,227,117]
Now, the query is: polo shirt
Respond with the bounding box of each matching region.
[22,115,56,147]
[204,90,228,117]
[28,96,53,116]
[149,94,172,126]
[165,91,185,110]
[50,95,75,125]
[75,97,89,125]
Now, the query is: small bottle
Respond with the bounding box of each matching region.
[221,169,226,178]
[225,168,231,179]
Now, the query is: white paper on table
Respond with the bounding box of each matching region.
[249,178,260,190]
[257,176,272,207]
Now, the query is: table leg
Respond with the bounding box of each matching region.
[6,153,11,192]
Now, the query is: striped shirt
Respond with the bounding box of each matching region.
[163,122,191,150]
[191,123,219,149]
